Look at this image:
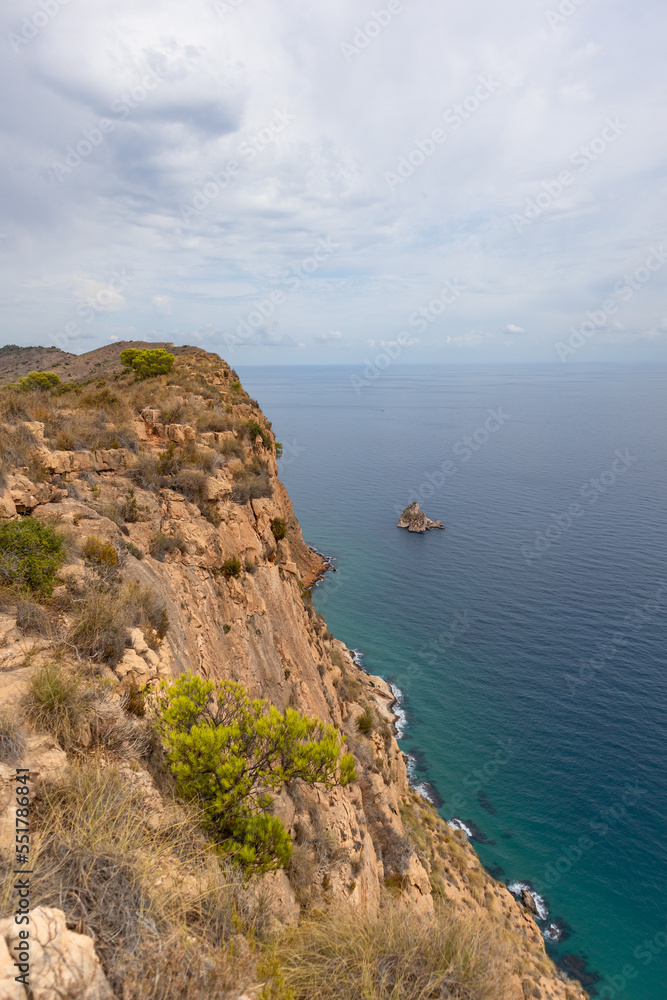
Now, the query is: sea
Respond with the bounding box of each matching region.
[238,363,667,999]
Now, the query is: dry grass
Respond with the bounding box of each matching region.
[0,421,39,484]
[0,709,26,763]
[231,458,272,504]
[67,587,131,664]
[271,901,517,1000]
[64,579,168,663]
[16,764,262,998]
[23,662,96,750]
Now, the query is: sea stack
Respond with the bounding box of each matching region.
[397,501,444,533]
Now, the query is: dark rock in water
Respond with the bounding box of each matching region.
[559,954,602,990]
[453,818,495,844]
[486,865,505,880]
[544,917,573,944]
[397,501,444,533]
[522,889,538,914]
[477,789,497,815]
[501,831,513,839]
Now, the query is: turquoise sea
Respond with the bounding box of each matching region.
[239,364,667,999]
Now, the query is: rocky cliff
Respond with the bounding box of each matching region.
[0,347,586,1000]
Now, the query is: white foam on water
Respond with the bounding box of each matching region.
[543,923,562,943]
[389,682,407,738]
[507,882,549,921]
[448,818,474,839]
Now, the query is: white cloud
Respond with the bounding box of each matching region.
[72,277,126,312]
[506,324,525,334]
[152,295,172,317]
[0,0,665,362]
[316,330,343,342]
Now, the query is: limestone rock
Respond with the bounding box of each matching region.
[0,907,113,1000]
[0,490,16,518]
[7,475,67,514]
[397,501,444,533]
[522,889,538,914]
[115,647,152,684]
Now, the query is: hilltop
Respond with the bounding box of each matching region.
[0,341,182,387]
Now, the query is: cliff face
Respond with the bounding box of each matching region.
[0,347,586,1000]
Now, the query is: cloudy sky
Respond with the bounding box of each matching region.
[1,0,666,364]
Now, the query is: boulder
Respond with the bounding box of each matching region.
[0,907,113,1000]
[521,889,538,915]
[115,648,152,685]
[0,490,17,519]
[397,502,444,533]
[7,475,67,514]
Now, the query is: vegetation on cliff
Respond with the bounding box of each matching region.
[154,673,356,873]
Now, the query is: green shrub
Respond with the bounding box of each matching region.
[221,556,242,578]
[154,674,356,874]
[356,709,374,735]
[120,348,174,380]
[81,535,118,570]
[119,488,141,523]
[0,517,66,595]
[271,517,287,541]
[126,541,144,560]
[275,442,283,458]
[18,371,61,391]
[247,419,271,449]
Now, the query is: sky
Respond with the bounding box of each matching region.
[1,0,666,365]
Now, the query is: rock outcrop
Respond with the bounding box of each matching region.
[0,907,113,1000]
[397,501,444,532]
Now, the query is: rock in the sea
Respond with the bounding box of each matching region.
[397,502,444,533]
[522,889,539,915]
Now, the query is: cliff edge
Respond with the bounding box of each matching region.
[0,347,586,1000]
